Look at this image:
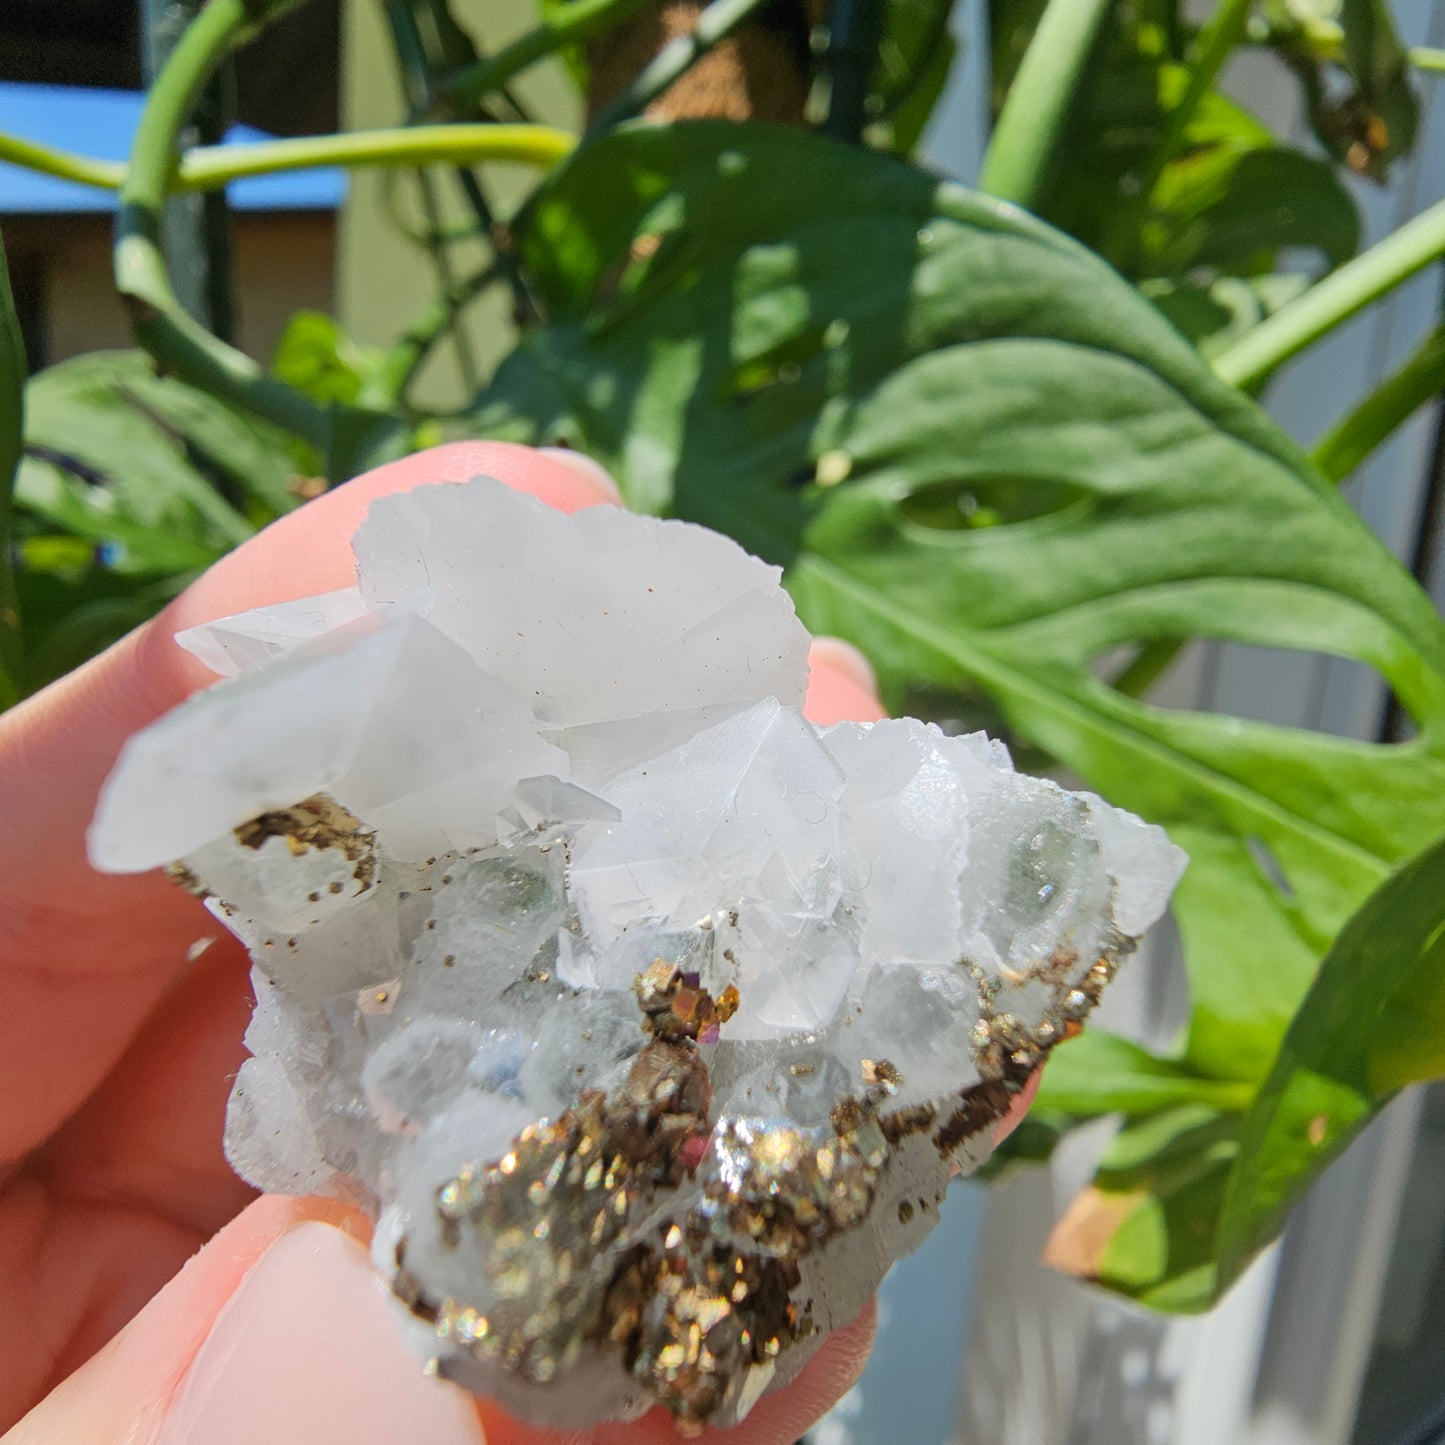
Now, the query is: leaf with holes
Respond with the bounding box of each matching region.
[469,127,1445,1304]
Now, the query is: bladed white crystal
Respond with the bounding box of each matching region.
[175,587,371,677]
[89,476,1187,1432]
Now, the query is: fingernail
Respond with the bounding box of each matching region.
[158,1223,483,1445]
[538,446,622,503]
[808,636,878,695]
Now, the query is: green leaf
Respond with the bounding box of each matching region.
[1046,1106,1239,1311]
[9,350,310,694]
[1143,272,1312,359]
[1035,1030,1254,1116]
[473,121,1445,1117]
[1215,831,1445,1285]
[1050,834,1445,1309]
[12,530,185,694]
[867,0,957,150]
[1266,0,1421,179]
[271,310,388,410]
[0,232,23,705]
[1142,145,1359,278]
[16,351,304,575]
[988,0,1361,283]
[269,311,405,480]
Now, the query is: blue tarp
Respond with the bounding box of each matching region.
[0,82,345,214]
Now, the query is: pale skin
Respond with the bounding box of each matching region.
[0,443,1037,1444]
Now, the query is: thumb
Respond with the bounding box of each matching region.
[6,1192,877,1445]
[4,1197,485,1445]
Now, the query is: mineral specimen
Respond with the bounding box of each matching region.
[89,477,1186,1433]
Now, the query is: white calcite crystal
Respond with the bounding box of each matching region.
[90,477,1186,1433]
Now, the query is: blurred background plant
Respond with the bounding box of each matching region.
[2,0,1445,1427]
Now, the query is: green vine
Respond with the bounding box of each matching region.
[978,0,1115,211]
[1312,322,1445,483]
[45,0,569,465]
[1214,196,1445,390]
[0,124,572,197]
[114,0,329,447]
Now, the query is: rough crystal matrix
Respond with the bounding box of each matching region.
[90,477,1186,1433]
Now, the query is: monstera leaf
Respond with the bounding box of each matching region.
[470,121,1445,1305]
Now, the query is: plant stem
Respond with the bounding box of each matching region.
[1168,0,1255,147]
[179,124,575,188]
[1,124,575,196]
[0,133,125,190]
[385,0,541,331]
[824,0,887,143]
[386,0,485,389]
[978,0,1115,212]
[115,0,331,449]
[1102,0,1250,268]
[588,0,773,132]
[1214,196,1445,391]
[1311,323,1445,483]
[379,167,486,247]
[1413,47,1445,74]
[365,261,502,408]
[445,0,655,109]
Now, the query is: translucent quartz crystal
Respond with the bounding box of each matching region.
[90,477,1186,1433]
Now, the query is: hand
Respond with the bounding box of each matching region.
[0,443,904,1445]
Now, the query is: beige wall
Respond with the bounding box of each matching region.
[337,0,580,409]
[5,209,335,370]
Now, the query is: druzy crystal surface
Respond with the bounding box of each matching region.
[90,477,1186,1432]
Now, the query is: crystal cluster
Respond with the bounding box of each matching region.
[90,477,1185,1433]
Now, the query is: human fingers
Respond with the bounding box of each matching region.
[1,1200,481,1445]
[0,442,619,1167]
[3,1201,873,1445]
[804,636,887,726]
